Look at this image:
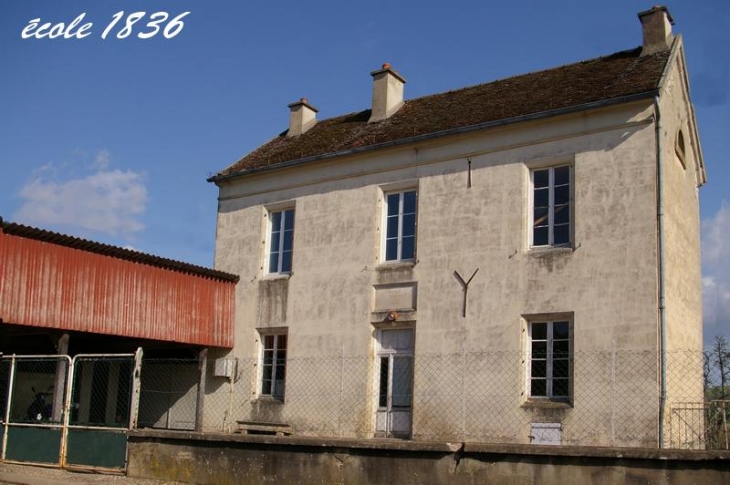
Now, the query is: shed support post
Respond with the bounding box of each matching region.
[52,334,69,422]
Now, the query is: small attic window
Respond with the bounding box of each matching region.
[675,130,687,169]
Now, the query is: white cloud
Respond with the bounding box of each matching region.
[92,149,111,170]
[14,157,147,240]
[702,201,730,335]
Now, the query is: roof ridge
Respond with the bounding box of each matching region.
[215,44,669,179]
[405,46,646,104]
[301,46,649,127]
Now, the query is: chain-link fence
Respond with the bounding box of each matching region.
[69,357,134,428]
[136,351,728,450]
[3,357,69,425]
[138,359,200,431]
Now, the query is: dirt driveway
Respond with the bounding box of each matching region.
[0,463,186,485]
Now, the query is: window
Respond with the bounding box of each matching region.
[675,130,687,169]
[527,320,571,400]
[259,331,287,399]
[267,208,294,274]
[383,190,417,262]
[531,165,571,247]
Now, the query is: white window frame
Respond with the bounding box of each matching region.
[381,189,417,263]
[529,164,572,248]
[374,327,415,438]
[257,329,287,400]
[525,318,572,401]
[266,207,295,275]
[375,328,415,410]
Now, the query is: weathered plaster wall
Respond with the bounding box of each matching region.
[212,101,667,445]
[658,44,704,353]
[656,42,705,447]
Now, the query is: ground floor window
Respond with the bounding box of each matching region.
[527,319,571,400]
[259,330,287,399]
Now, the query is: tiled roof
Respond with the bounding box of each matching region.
[214,46,670,179]
[1,219,239,282]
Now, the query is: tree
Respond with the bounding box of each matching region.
[704,336,730,450]
[708,336,730,400]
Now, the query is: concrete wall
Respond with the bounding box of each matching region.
[211,85,700,446]
[127,431,730,485]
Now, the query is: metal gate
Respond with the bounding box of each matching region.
[0,350,142,471]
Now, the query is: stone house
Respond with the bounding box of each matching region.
[208,6,706,447]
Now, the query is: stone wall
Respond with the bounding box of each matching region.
[127,430,729,485]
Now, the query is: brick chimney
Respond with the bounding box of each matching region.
[368,63,406,123]
[638,6,674,56]
[287,98,318,137]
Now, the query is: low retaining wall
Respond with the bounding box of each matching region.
[128,430,729,485]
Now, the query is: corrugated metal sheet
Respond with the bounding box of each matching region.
[0,225,236,348]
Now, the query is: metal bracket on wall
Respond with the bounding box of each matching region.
[454,268,479,318]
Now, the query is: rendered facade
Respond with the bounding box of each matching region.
[208,7,705,447]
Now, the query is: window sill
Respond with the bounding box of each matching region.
[528,246,574,256]
[261,272,292,281]
[375,261,416,271]
[251,396,285,404]
[521,399,572,409]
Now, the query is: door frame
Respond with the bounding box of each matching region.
[373,327,414,438]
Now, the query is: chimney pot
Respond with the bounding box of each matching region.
[638,5,674,56]
[287,98,318,137]
[368,63,406,123]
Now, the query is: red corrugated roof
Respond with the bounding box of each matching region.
[0,220,236,348]
[1,218,238,283]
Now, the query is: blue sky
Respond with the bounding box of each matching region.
[1,1,728,345]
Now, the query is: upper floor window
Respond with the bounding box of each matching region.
[383,190,417,262]
[527,320,571,401]
[268,208,294,274]
[531,165,571,248]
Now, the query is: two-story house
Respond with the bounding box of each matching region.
[208,6,705,447]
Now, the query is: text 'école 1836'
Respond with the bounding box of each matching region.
[21,12,191,40]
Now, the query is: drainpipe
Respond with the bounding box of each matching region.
[654,96,667,448]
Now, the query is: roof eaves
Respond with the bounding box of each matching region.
[209,90,660,184]
[0,218,240,283]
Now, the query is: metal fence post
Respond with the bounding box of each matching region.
[722,401,730,450]
[1,356,16,461]
[195,349,208,432]
[338,348,344,437]
[59,355,74,467]
[611,349,616,446]
[461,350,466,441]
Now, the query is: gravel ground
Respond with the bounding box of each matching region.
[0,463,187,485]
